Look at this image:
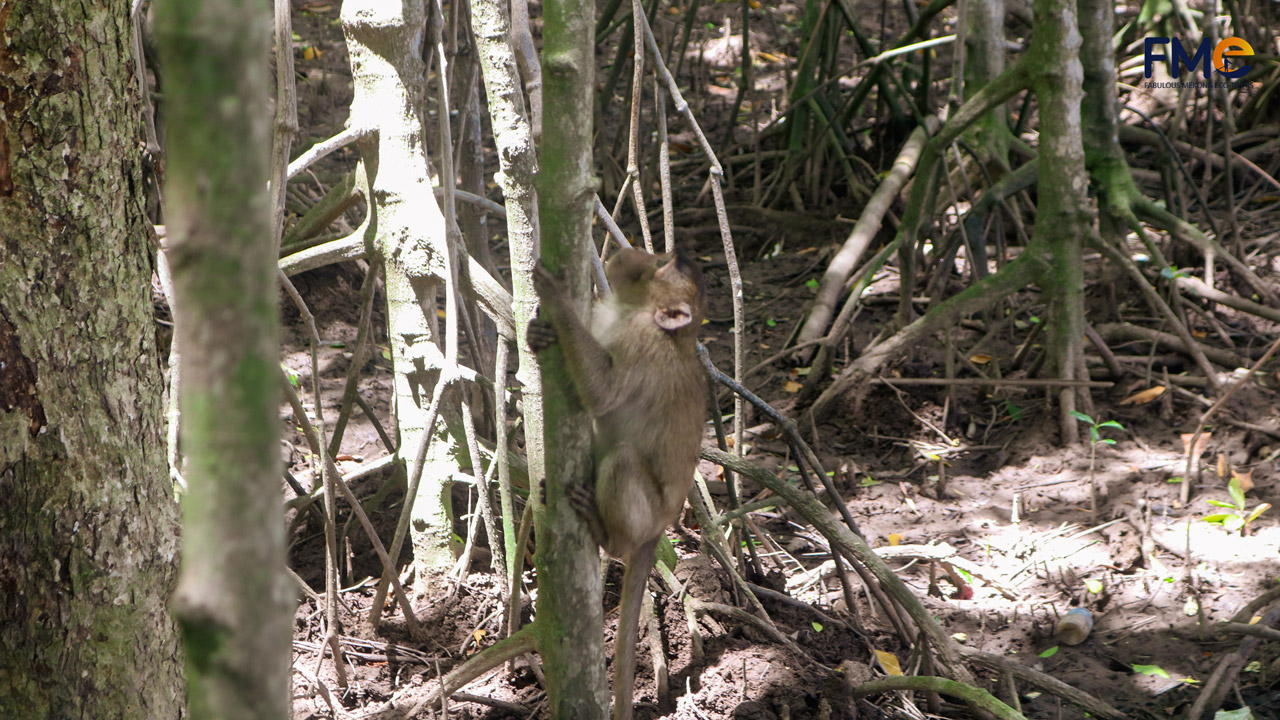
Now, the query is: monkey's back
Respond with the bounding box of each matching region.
[590,300,705,555]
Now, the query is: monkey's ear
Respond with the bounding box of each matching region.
[654,303,694,331]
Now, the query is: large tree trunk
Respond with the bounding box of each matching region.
[0,0,185,717]
[340,0,463,618]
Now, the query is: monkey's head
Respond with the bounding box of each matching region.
[606,248,705,335]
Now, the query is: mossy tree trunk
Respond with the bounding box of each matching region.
[155,0,292,715]
[0,0,185,716]
[534,0,610,716]
[963,0,1013,176]
[1027,0,1094,442]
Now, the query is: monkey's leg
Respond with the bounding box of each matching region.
[567,483,609,550]
[594,444,664,559]
[613,538,658,720]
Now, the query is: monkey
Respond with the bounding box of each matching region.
[529,247,707,720]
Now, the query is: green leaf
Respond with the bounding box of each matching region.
[1005,401,1023,421]
[1097,421,1124,430]
[1168,476,1184,484]
[805,278,819,290]
[1132,664,1171,678]
[1039,646,1060,658]
[811,621,824,632]
[859,476,881,487]
[1214,708,1254,720]
[1101,438,1117,445]
[1223,515,1245,532]
[1069,411,1094,425]
[1203,513,1232,523]
[766,318,777,328]
[1206,501,1236,509]
[1085,579,1103,594]
[1228,476,1247,509]
[1245,503,1271,524]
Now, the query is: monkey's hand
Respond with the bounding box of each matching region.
[527,312,558,353]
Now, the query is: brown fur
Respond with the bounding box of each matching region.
[530,248,706,720]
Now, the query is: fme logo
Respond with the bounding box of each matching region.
[1143,36,1254,79]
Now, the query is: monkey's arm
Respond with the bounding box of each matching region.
[530,264,622,416]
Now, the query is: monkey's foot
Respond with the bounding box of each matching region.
[526,315,557,353]
[568,483,608,549]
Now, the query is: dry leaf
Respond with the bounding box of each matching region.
[1120,386,1166,405]
[1181,432,1211,457]
[784,380,802,393]
[1232,467,1254,493]
[874,650,903,675]
[970,354,993,365]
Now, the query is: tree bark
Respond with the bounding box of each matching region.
[154,0,292,715]
[341,0,463,612]
[1029,0,1092,442]
[535,0,610,715]
[0,0,185,716]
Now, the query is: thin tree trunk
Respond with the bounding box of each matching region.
[1029,0,1091,443]
[155,0,292,715]
[0,0,184,715]
[535,0,610,715]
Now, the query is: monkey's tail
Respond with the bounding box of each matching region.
[613,537,658,720]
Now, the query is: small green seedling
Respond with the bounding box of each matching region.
[1132,664,1171,679]
[1204,475,1271,534]
[1071,412,1123,446]
[1071,412,1124,521]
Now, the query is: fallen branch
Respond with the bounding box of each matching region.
[849,675,1026,720]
